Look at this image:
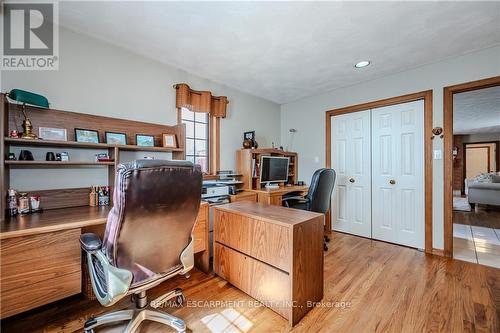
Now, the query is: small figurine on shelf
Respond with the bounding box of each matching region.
[7,189,18,217]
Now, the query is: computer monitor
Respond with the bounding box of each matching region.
[260,156,289,185]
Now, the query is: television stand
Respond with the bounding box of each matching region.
[264,182,280,190]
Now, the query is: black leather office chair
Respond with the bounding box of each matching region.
[80,160,202,333]
[283,168,336,251]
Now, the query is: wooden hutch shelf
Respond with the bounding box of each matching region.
[5,137,184,152]
[5,161,115,168]
[1,93,186,217]
[236,148,298,190]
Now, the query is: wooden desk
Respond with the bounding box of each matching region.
[0,202,209,319]
[251,185,308,206]
[229,191,257,203]
[213,202,324,326]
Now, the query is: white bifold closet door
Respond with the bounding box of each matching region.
[331,110,371,238]
[371,100,425,249]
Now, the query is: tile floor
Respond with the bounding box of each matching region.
[453,223,500,268]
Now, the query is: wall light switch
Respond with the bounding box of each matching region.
[433,149,442,160]
[314,156,319,163]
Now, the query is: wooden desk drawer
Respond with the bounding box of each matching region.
[214,243,291,321]
[214,210,290,272]
[0,229,81,319]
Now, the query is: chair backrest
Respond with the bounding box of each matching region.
[306,168,336,214]
[103,160,202,285]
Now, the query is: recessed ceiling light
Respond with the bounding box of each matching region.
[354,60,370,68]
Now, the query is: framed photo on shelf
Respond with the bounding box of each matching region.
[136,134,155,147]
[105,131,127,145]
[75,128,100,143]
[39,127,67,141]
[243,131,255,141]
[162,133,177,148]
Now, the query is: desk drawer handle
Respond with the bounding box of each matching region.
[389,179,396,185]
[349,178,355,183]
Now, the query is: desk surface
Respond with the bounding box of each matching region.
[1,202,208,240]
[215,201,323,227]
[250,185,308,194]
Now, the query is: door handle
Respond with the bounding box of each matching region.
[349,178,355,183]
[389,179,396,185]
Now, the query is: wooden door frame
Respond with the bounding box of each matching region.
[325,90,433,253]
[443,76,500,257]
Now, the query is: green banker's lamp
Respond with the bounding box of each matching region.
[7,89,49,139]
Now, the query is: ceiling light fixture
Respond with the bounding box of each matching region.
[354,60,370,68]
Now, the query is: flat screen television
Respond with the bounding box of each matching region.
[260,156,289,184]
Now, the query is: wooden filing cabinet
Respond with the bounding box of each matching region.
[213,202,324,326]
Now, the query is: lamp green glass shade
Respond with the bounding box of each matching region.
[8,89,49,108]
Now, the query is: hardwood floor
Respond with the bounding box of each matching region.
[2,232,499,333]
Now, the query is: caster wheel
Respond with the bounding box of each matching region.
[175,294,186,305]
[84,329,94,333]
[324,236,331,243]
[324,243,328,251]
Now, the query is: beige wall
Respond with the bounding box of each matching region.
[280,46,500,250]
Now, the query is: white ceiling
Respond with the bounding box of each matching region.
[454,86,500,135]
[59,1,500,104]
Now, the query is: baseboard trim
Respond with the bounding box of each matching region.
[431,248,445,257]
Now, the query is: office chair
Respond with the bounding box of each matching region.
[283,168,336,251]
[80,160,202,333]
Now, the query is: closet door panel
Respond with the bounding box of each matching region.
[331,114,350,233]
[371,100,424,249]
[348,111,371,237]
[331,111,371,238]
[372,108,397,242]
[396,101,425,248]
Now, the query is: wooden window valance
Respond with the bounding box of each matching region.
[174,83,228,118]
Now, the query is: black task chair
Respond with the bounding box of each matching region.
[283,168,336,251]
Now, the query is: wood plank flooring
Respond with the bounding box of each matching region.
[1,231,499,332]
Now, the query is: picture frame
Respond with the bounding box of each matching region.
[105,131,127,145]
[39,127,67,141]
[162,133,177,148]
[75,128,100,143]
[136,134,155,147]
[243,131,255,141]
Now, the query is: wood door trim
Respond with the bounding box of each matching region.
[325,90,433,253]
[443,76,500,257]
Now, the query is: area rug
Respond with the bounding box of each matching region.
[453,197,471,212]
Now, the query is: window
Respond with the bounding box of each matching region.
[180,107,210,173]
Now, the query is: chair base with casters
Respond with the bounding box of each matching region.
[81,232,195,333]
[84,289,186,333]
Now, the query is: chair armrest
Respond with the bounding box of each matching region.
[282,196,309,202]
[80,233,102,253]
[282,196,309,208]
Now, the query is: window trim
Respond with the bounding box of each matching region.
[177,107,219,176]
